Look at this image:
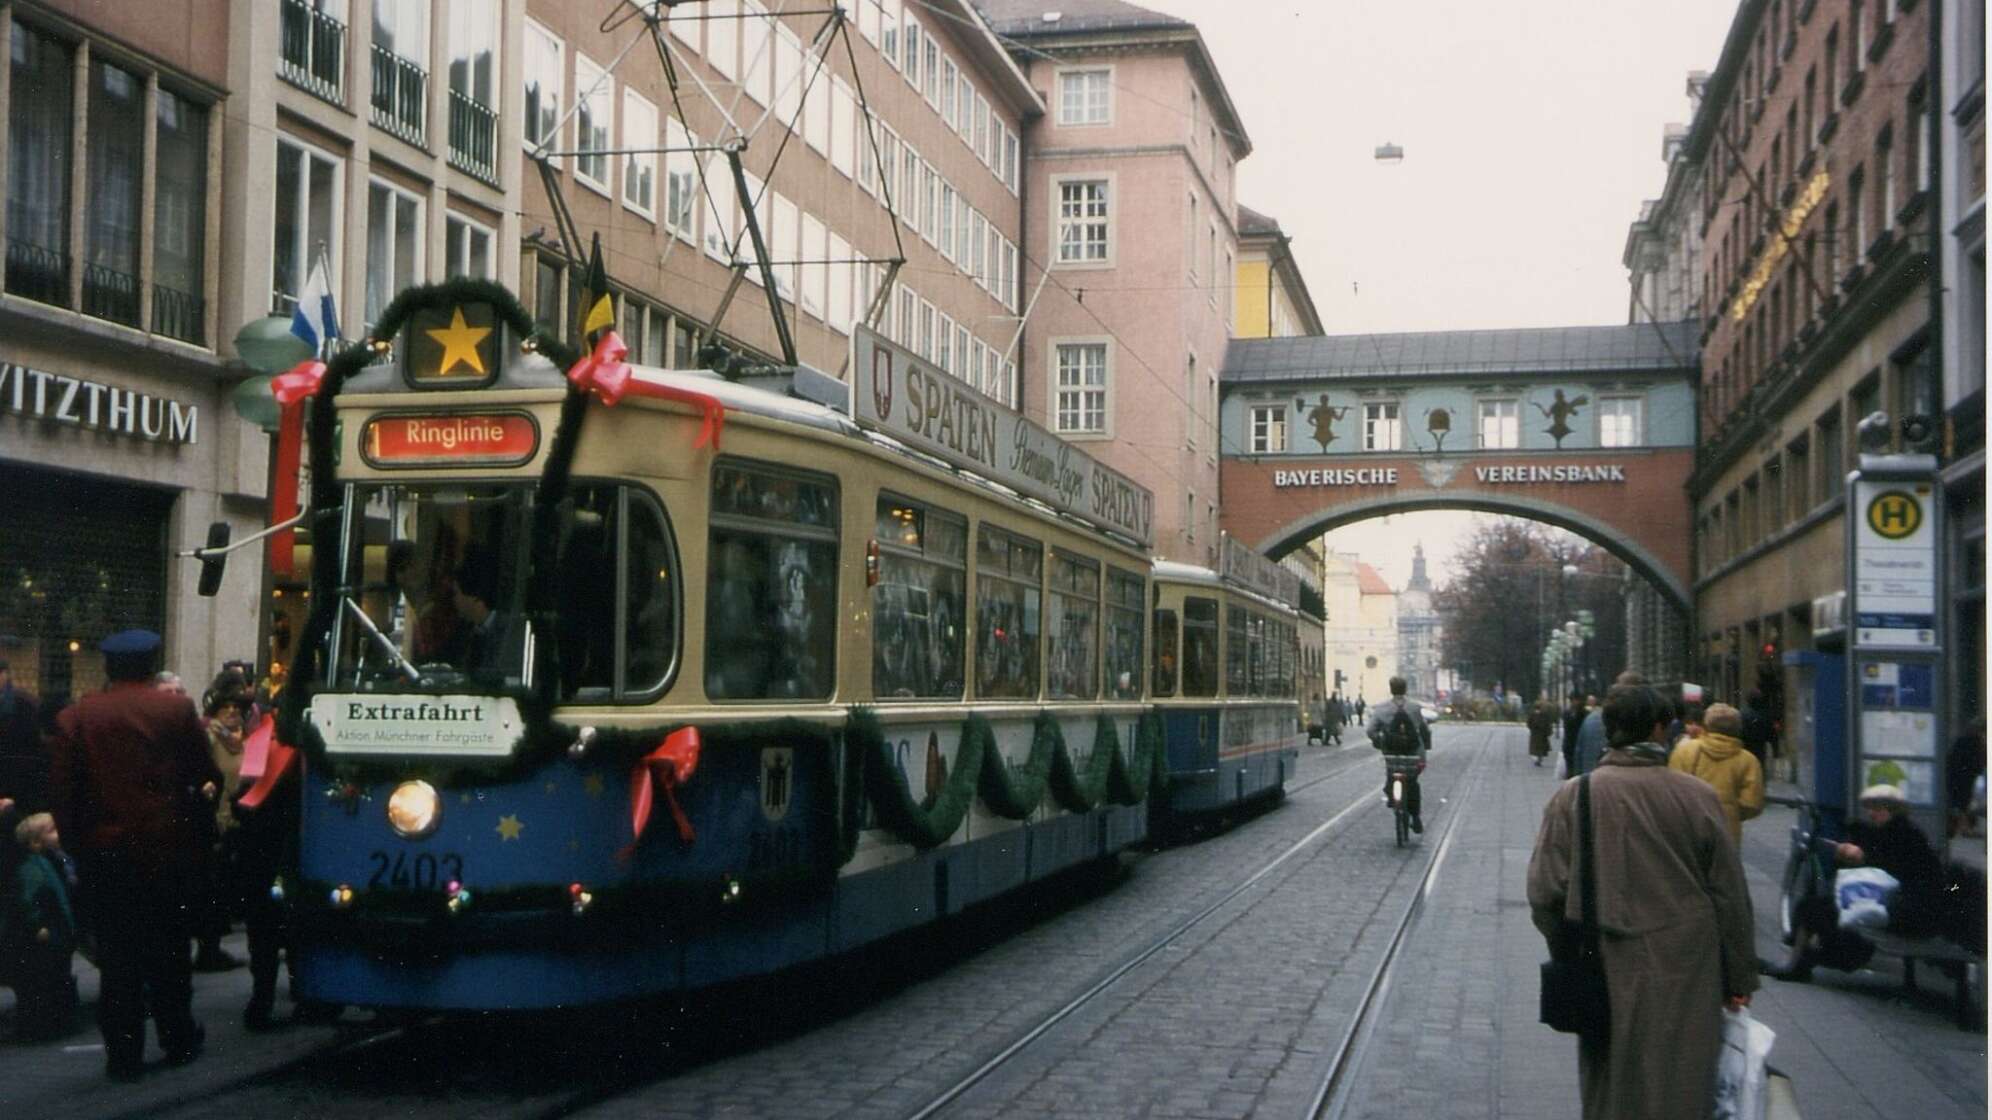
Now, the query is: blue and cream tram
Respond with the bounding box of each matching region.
[226,282,1175,1010]
[1148,544,1306,820]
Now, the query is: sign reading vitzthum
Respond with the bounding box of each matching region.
[851,326,1154,548]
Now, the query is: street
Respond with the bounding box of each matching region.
[1,723,1981,1119]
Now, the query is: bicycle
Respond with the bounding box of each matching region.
[1385,755,1423,847]
[1771,793,1833,945]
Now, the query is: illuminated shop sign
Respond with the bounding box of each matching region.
[0,360,198,444]
[361,412,539,467]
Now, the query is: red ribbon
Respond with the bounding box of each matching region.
[623,727,701,857]
[567,331,726,449]
[268,359,327,577]
[236,713,299,810]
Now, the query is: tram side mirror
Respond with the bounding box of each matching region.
[196,521,232,597]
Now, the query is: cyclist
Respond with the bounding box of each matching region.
[1368,677,1431,833]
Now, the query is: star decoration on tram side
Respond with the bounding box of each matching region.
[495,813,524,841]
[425,306,494,376]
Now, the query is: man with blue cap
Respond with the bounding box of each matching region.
[48,629,219,1080]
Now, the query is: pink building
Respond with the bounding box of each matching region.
[979,0,1250,566]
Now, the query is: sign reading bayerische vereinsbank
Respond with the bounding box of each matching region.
[309,693,524,757]
[851,326,1154,548]
[0,360,199,444]
[1272,462,1630,488]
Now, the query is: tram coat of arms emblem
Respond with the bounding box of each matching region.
[760,747,794,823]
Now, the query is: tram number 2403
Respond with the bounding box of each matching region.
[368,850,466,890]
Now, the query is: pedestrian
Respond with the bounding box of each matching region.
[1738,689,1775,769]
[4,811,80,1040]
[47,629,219,1080]
[1354,696,1366,722]
[0,660,44,813]
[1666,703,1765,846]
[1764,783,1949,981]
[192,678,250,973]
[1527,683,1758,1119]
[1325,693,1346,746]
[1527,697,1556,766]
[1945,717,1985,838]
[233,719,317,1030]
[1575,674,1645,775]
[1561,694,1588,775]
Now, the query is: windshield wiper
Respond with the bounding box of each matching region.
[341,597,422,684]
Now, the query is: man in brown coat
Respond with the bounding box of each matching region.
[1527,683,1758,1120]
[1526,698,1557,766]
[47,630,219,1080]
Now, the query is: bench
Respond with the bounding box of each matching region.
[1863,930,1984,1029]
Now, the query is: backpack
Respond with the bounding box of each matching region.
[1381,703,1420,754]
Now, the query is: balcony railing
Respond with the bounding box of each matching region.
[4,238,70,308]
[371,45,427,147]
[448,89,498,183]
[279,0,346,105]
[152,283,206,346]
[81,262,141,327]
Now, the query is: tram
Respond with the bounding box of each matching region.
[214,280,1174,1010]
[1148,541,1306,823]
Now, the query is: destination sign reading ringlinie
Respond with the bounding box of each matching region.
[363,412,539,467]
[852,327,1155,548]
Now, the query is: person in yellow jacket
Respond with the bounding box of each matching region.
[1668,703,1765,844]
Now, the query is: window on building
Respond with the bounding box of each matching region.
[831,79,855,178]
[446,0,499,179]
[1251,405,1288,453]
[1817,407,1844,500]
[901,16,920,89]
[1057,68,1110,125]
[1055,179,1110,264]
[81,58,144,327]
[273,136,343,316]
[700,154,736,262]
[1849,167,1867,258]
[364,180,423,330]
[664,118,698,240]
[828,231,853,334]
[152,89,208,343]
[704,461,838,701]
[800,212,827,320]
[371,0,429,143]
[523,20,563,159]
[1363,402,1401,451]
[574,54,612,193]
[1598,397,1642,447]
[922,29,939,105]
[1763,456,1785,537]
[444,213,493,280]
[872,497,966,699]
[1786,435,1811,518]
[621,89,658,218]
[1054,342,1108,434]
[707,0,738,79]
[975,528,1042,699]
[1478,400,1519,449]
[974,94,990,164]
[956,72,973,140]
[531,253,563,335]
[6,23,74,309]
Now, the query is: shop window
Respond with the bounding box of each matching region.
[1182,597,1219,698]
[975,528,1042,699]
[705,462,839,701]
[871,496,966,699]
[1151,607,1178,698]
[1046,552,1100,700]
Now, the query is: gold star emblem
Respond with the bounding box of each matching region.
[425,306,493,375]
[495,813,524,841]
[583,774,606,797]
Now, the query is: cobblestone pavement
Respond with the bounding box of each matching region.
[3,724,1981,1119]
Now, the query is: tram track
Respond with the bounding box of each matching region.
[898,732,1488,1120]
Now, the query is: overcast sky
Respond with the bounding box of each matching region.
[1130,0,1742,589]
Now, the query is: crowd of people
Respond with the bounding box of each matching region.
[0,634,309,1081]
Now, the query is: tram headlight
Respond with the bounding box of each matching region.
[386,780,442,839]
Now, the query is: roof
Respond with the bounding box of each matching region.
[1237,204,1282,238]
[1222,322,1698,383]
[976,0,1190,35]
[1355,562,1393,597]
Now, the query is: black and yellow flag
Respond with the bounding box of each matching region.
[580,232,614,344]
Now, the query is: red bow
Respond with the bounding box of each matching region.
[236,713,299,810]
[622,727,701,857]
[268,359,327,577]
[567,331,726,449]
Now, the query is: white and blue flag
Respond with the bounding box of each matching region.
[290,253,340,353]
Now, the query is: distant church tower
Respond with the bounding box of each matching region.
[1397,544,1443,699]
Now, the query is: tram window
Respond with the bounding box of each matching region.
[705,461,839,701]
[1046,552,1099,700]
[872,496,966,699]
[1226,606,1249,696]
[1105,567,1144,699]
[1181,597,1219,698]
[1151,608,1178,697]
[550,485,679,701]
[623,492,677,694]
[554,486,622,696]
[974,528,1041,699]
[1247,612,1267,697]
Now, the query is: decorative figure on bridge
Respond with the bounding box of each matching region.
[1533,389,1589,448]
[1424,407,1453,455]
[1300,394,1350,451]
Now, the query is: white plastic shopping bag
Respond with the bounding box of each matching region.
[1714,1006,1776,1120]
[1834,866,1901,930]
[1554,749,1568,780]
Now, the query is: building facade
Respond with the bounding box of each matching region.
[0,0,263,701]
[980,0,1249,567]
[1322,551,1396,705]
[1937,0,1985,732]
[1396,544,1443,701]
[1234,203,1323,340]
[1680,0,1938,710]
